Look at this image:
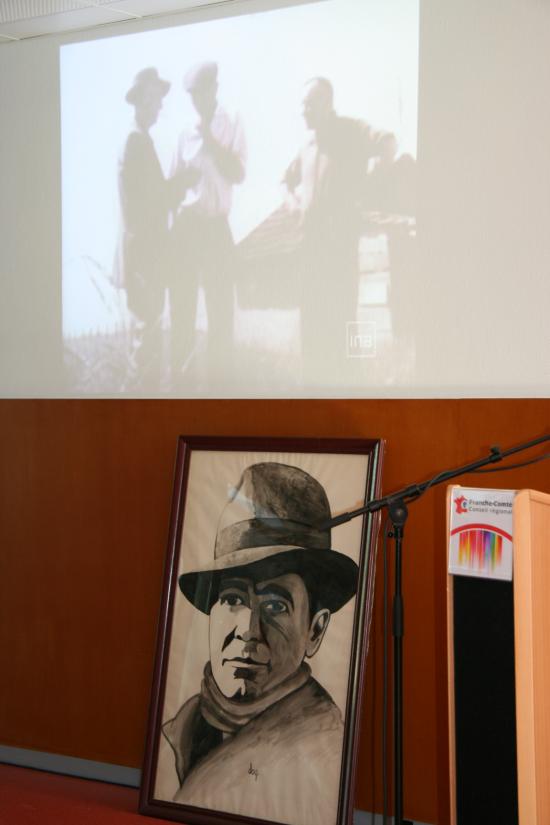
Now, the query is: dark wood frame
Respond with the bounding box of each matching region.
[139,436,384,825]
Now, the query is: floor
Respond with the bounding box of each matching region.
[0,764,167,825]
[0,763,430,825]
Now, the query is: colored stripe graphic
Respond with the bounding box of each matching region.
[450,522,512,542]
[457,529,503,570]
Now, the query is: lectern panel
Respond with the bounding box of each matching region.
[452,576,518,825]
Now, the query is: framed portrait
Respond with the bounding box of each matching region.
[140,436,384,825]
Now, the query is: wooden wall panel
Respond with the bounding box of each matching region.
[0,398,548,825]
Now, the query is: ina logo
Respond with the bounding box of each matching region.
[454,495,468,514]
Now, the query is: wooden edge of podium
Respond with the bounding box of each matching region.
[445,485,457,825]
[513,488,550,825]
[513,489,536,825]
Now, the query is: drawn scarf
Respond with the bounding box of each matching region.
[199,661,311,734]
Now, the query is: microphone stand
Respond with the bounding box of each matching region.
[323,433,549,825]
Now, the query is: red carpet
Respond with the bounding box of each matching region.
[0,764,169,824]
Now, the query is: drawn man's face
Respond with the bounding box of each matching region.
[209,571,330,701]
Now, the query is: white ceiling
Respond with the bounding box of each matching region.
[0,0,234,42]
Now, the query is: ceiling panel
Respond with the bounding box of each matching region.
[0,0,235,42]
[0,1,84,25]
[0,5,134,39]
[109,0,221,15]
[0,1,136,25]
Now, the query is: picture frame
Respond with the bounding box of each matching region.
[140,435,384,825]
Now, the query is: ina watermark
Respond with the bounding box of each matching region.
[346,321,377,358]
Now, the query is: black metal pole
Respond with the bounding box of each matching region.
[389,501,408,825]
[393,532,403,825]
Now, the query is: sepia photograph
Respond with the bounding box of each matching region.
[140,436,384,825]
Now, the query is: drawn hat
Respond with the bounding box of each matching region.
[179,462,359,615]
[125,67,170,105]
[184,60,218,92]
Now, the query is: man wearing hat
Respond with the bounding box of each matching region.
[169,61,246,386]
[162,462,358,825]
[283,77,386,384]
[114,67,189,385]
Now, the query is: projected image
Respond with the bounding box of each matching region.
[61,0,418,395]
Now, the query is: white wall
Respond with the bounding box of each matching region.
[416,0,550,395]
[0,35,61,395]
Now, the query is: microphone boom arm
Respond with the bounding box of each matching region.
[322,433,549,529]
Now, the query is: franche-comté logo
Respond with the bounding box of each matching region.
[454,495,468,513]
[453,494,513,515]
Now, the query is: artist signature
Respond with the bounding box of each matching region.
[248,762,259,781]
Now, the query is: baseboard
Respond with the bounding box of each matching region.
[353,811,433,825]
[0,745,140,787]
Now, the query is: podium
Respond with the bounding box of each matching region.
[447,489,550,825]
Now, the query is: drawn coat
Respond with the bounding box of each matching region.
[163,673,344,825]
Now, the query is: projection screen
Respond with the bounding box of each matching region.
[60,0,419,395]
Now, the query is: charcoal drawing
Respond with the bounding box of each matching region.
[162,461,359,825]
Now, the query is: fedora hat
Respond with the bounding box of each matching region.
[125,67,170,106]
[179,462,359,615]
